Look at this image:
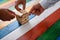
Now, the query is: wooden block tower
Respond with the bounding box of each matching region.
[16,10,29,25]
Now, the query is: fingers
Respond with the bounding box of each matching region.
[0,15,12,21]
[15,0,26,11]
[0,9,15,21]
[22,0,26,10]
[18,0,26,10]
[29,6,40,15]
[29,6,35,13]
[7,9,16,16]
[1,14,15,21]
[35,9,41,15]
[5,10,15,21]
[29,4,45,15]
[15,2,22,11]
[23,3,26,10]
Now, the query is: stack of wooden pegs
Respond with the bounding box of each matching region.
[16,10,29,25]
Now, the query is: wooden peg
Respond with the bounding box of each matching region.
[16,10,29,24]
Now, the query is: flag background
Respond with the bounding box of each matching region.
[0,0,60,40]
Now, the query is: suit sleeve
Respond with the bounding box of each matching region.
[39,0,60,9]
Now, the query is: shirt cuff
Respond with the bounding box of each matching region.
[39,0,49,9]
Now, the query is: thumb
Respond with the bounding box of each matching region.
[23,3,26,10]
[22,0,26,10]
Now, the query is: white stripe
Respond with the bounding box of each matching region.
[0,0,16,9]
[1,1,60,40]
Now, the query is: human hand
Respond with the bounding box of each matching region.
[15,0,26,11]
[29,3,45,15]
[0,9,15,21]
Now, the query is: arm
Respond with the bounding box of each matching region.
[39,0,60,9]
[29,0,59,15]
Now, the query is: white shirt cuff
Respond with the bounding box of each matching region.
[39,0,59,9]
[39,0,48,9]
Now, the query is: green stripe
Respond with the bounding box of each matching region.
[0,0,9,4]
[37,19,60,40]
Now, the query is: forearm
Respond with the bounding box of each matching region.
[39,0,59,9]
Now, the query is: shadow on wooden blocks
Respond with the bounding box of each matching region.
[16,10,29,25]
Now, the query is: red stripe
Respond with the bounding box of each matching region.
[17,8,60,40]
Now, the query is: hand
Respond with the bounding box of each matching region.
[29,3,45,15]
[15,0,26,11]
[0,9,15,21]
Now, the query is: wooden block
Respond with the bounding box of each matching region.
[0,1,38,29]
[21,19,29,25]
[16,10,29,24]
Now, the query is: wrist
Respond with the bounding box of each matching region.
[38,3,45,10]
[36,3,45,15]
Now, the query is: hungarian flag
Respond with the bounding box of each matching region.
[0,0,60,40]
